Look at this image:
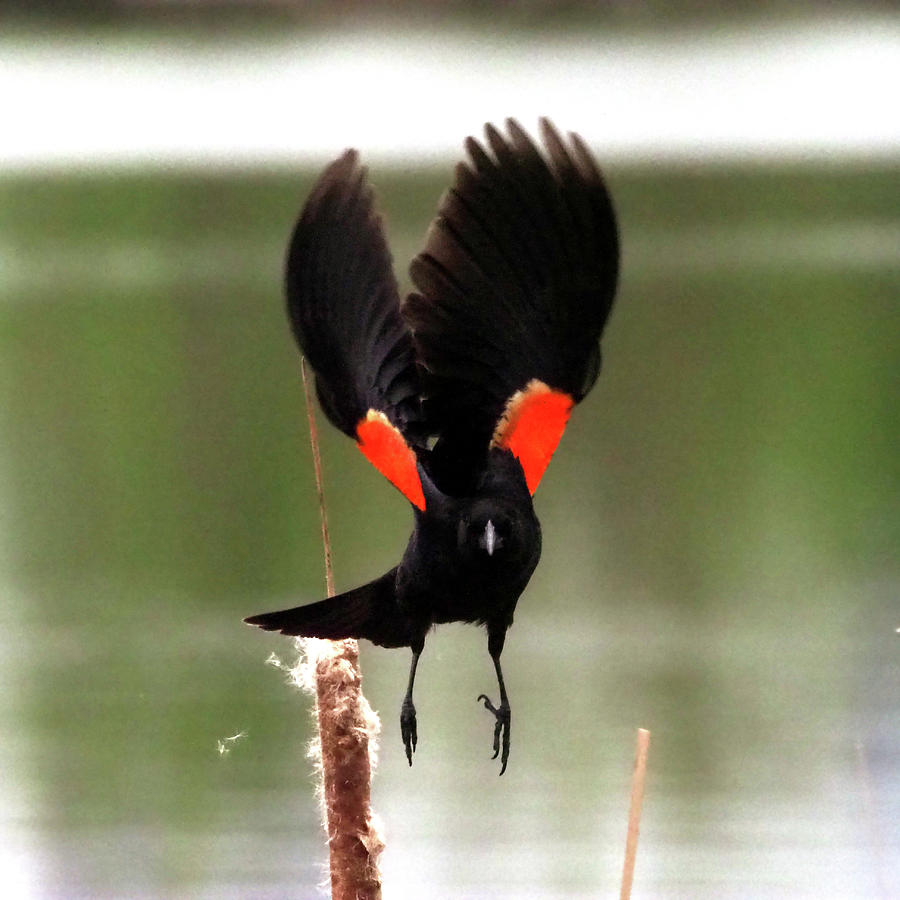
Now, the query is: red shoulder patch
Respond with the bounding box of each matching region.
[490,379,574,494]
[356,410,426,510]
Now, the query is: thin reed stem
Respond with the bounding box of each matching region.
[620,727,651,900]
[301,357,335,599]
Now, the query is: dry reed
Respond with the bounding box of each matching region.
[620,727,651,900]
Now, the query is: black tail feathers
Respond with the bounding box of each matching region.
[244,567,410,650]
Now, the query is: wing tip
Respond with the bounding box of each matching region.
[464,118,600,185]
[315,148,361,191]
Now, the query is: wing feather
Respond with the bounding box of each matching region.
[285,151,425,507]
[404,118,619,494]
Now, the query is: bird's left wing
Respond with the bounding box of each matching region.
[286,150,426,510]
[404,118,619,495]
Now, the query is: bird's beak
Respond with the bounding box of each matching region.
[482,519,497,556]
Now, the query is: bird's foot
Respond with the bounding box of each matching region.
[477,693,511,775]
[400,698,417,766]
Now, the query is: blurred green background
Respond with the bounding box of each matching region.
[1,4,898,898]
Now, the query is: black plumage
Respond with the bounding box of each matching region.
[245,118,619,773]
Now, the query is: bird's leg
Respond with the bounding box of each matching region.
[400,636,424,766]
[477,627,511,775]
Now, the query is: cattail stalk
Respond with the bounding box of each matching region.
[298,357,384,900]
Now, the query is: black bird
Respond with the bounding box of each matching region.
[245,118,619,774]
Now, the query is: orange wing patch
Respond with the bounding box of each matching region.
[490,379,575,494]
[356,410,426,510]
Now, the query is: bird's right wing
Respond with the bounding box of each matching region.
[286,151,426,510]
[404,118,619,496]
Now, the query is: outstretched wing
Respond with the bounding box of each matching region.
[404,118,619,495]
[286,150,425,510]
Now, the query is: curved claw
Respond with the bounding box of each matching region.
[477,693,511,775]
[400,700,417,766]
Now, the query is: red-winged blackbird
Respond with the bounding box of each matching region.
[245,118,619,774]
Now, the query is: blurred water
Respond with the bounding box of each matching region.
[0,161,898,897]
[2,16,900,169]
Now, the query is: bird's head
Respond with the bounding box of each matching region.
[457,510,509,559]
[417,448,541,570]
[454,494,541,571]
